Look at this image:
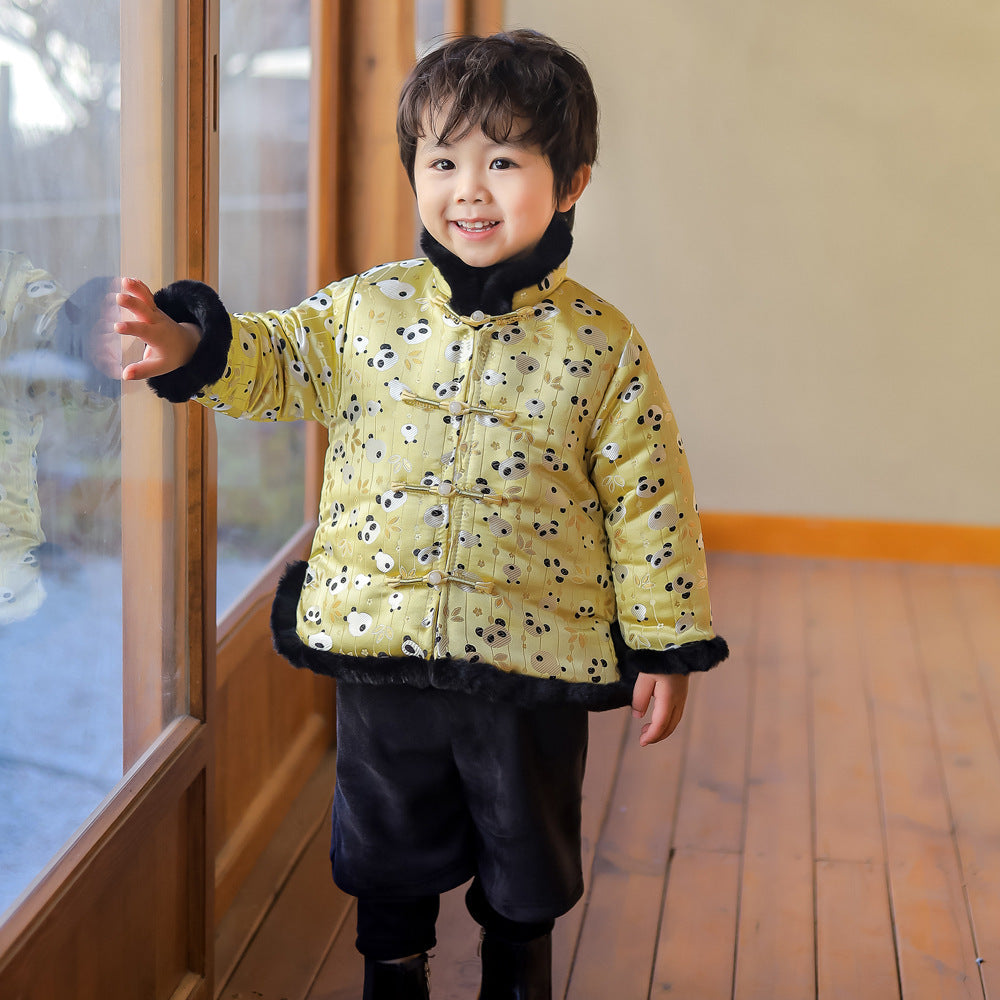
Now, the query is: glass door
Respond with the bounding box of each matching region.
[0,0,128,915]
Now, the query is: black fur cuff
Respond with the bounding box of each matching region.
[147,280,232,402]
[613,630,730,676]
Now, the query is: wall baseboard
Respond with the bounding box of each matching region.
[700,511,1000,566]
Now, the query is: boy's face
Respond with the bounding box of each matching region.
[414,115,585,269]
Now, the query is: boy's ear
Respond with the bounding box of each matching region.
[557,164,592,213]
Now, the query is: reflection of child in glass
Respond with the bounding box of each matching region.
[118,31,727,999]
[0,252,119,625]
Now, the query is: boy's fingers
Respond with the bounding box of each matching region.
[639,696,676,746]
[631,673,654,718]
[635,674,689,746]
[114,318,157,340]
[115,291,157,323]
[122,355,170,381]
[120,276,155,302]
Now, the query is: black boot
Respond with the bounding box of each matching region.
[478,930,552,1000]
[362,953,431,1000]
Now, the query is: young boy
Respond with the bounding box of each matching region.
[116,30,727,1000]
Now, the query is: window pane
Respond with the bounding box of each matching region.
[216,0,310,617]
[0,1,123,913]
[416,0,447,56]
[0,0,185,918]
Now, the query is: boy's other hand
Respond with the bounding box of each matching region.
[114,277,201,381]
[632,672,689,746]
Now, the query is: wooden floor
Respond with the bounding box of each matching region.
[219,553,1000,1000]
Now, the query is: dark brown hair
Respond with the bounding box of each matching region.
[397,30,599,206]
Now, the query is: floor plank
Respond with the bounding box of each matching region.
[956,568,1000,753]
[816,859,899,1000]
[216,752,339,989]
[649,556,755,997]
[954,566,1000,1000]
[565,707,687,999]
[426,884,482,1000]
[906,565,997,997]
[307,897,363,1000]
[650,848,741,1000]
[733,559,815,1000]
[672,556,756,854]
[222,821,351,1000]
[805,563,899,995]
[552,709,629,998]
[855,563,983,1000]
[805,560,884,864]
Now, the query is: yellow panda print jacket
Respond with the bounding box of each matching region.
[150,224,727,709]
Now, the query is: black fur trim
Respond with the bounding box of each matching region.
[271,561,727,711]
[147,280,232,402]
[420,214,573,317]
[611,626,729,676]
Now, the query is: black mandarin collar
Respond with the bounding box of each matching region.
[419,214,573,317]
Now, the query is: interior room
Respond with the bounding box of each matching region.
[0,1,997,998]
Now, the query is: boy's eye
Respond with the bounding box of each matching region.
[490,157,515,170]
[432,159,455,170]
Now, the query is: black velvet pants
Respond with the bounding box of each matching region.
[330,683,589,959]
[356,880,556,960]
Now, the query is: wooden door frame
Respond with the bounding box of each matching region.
[446,0,503,36]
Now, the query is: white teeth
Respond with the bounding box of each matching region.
[456,220,498,231]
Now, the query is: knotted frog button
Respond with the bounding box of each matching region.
[470,310,485,323]
[438,482,453,497]
[426,571,444,586]
[448,401,464,415]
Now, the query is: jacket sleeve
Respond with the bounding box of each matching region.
[149,276,358,423]
[589,326,728,675]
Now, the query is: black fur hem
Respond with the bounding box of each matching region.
[270,561,727,711]
[420,214,573,317]
[148,280,232,402]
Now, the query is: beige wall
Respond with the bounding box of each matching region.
[505,1,999,525]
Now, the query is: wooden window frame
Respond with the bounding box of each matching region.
[446,0,503,36]
[0,1,216,995]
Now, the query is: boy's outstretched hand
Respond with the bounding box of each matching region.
[632,672,690,746]
[114,277,201,381]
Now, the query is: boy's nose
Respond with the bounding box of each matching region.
[454,170,489,204]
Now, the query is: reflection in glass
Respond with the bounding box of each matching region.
[0,3,123,916]
[216,0,310,617]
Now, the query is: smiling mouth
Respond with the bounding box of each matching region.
[454,220,500,232]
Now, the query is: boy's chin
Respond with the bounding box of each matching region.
[450,242,538,270]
